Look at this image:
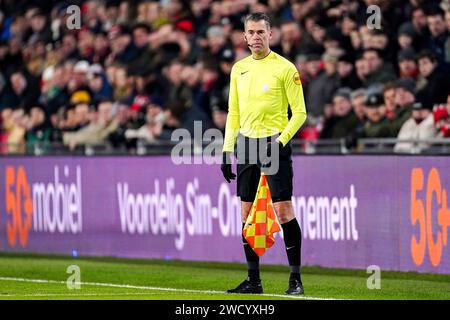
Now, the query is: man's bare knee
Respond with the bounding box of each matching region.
[273,201,295,224]
[241,201,252,223]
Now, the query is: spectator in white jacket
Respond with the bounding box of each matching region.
[394,101,437,153]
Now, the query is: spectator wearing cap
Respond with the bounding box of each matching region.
[362,89,391,138]
[416,50,450,107]
[363,48,396,86]
[320,88,361,139]
[205,25,229,58]
[426,7,449,62]
[397,22,416,51]
[67,61,93,106]
[39,65,70,116]
[391,77,417,136]
[394,99,437,153]
[71,60,90,87]
[397,48,419,79]
[88,64,113,103]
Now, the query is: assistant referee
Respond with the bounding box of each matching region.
[221,12,307,295]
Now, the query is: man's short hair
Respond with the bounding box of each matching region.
[132,22,151,34]
[417,49,438,63]
[363,48,384,60]
[351,88,367,101]
[426,6,445,18]
[383,82,397,94]
[244,12,271,30]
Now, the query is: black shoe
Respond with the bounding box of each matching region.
[285,278,304,295]
[227,277,263,294]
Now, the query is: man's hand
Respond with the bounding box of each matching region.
[221,152,236,183]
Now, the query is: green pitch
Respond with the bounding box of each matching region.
[0,253,449,300]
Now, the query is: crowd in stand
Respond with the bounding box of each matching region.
[0,0,449,154]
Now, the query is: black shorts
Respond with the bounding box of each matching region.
[236,134,293,203]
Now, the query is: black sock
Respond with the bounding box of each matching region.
[242,223,260,281]
[281,218,302,280]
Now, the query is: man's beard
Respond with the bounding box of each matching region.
[414,117,424,125]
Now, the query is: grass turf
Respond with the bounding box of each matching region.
[0,253,449,300]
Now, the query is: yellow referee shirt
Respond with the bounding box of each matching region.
[222,51,307,152]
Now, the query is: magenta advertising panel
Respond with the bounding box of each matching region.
[0,155,449,274]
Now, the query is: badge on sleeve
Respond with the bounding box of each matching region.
[293,72,301,85]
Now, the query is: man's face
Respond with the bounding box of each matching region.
[395,87,415,107]
[133,28,149,48]
[399,59,417,76]
[280,22,300,43]
[398,34,413,49]
[10,73,26,94]
[412,108,430,123]
[418,57,435,77]
[355,58,370,77]
[371,34,388,50]
[30,14,45,32]
[333,96,352,116]
[384,88,396,112]
[305,59,322,77]
[427,15,446,37]
[338,61,353,77]
[365,105,386,122]
[412,9,427,29]
[352,95,366,118]
[244,20,272,55]
[363,51,382,73]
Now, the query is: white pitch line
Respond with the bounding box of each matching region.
[0,292,158,297]
[0,277,340,300]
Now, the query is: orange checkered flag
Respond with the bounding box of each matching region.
[243,174,281,256]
